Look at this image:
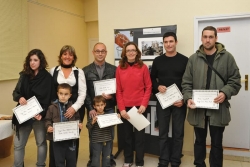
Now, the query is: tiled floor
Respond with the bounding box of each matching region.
[1,123,250,167]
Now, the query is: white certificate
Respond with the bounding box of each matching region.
[192,90,219,109]
[97,113,123,128]
[155,84,183,109]
[12,96,43,124]
[127,106,150,131]
[53,121,79,142]
[93,78,116,96]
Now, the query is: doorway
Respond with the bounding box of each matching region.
[195,14,250,149]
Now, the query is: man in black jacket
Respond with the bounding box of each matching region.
[83,42,117,167]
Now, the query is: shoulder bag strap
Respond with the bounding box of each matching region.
[203,58,227,85]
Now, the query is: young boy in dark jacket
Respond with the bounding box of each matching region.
[45,83,82,167]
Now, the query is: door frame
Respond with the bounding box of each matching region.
[194,13,250,157]
[88,38,99,64]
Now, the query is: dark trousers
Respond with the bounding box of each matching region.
[194,117,225,167]
[157,103,186,166]
[53,140,76,167]
[88,108,115,163]
[91,141,111,167]
[49,106,85,167]
[121,107,146,166]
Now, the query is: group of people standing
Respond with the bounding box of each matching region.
[11,25,241,167]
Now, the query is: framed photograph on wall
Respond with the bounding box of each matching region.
[114,30,134,60]
[138,37,165,60]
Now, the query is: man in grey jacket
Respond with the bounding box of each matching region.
[182,26,241,167]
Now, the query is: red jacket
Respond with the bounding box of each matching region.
[116,63,152,111]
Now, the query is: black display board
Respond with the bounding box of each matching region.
[114,25,177,61]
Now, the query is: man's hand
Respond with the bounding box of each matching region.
[187,99,196,109]
[89,110,97,118]
[173,100,184,107]
[102,93,112,100]
[64,107,76,119]
[19,97,27,105]
[138,105,146,114]
[158,85,167,93]
[120,110,130,119]
[214,92,226,103]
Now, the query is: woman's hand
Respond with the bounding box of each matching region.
[138,105,146,114]
[19,97,27,105]
[64,106,76,119]
[120,110,130,119]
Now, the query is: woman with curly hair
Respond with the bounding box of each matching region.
[116,42,152,167]
[12,49,55,167]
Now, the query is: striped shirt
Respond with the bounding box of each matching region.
[86,117,111,143]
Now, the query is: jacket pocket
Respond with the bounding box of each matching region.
[221,101,231,125]
[187,109,198,126]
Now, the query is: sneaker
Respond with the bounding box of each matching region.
[111,159,116,167]
[122,163,133,167]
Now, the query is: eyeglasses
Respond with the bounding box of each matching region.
[94,50,107,54]
[126,49,137,53]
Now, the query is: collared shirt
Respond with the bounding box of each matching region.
[94,62,105,79]
[49,66,86,112]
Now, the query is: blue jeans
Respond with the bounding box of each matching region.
[91,141,111,167]
[13,120,47,167]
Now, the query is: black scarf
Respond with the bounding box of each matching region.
[12,69,56,139]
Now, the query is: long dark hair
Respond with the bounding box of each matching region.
[119,42,143,69]
[22,49,48,78]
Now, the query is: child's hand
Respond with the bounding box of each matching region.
[92,116,97,124]
[78,123,83,129]
[47,126,53,133]
[117,113,121,118]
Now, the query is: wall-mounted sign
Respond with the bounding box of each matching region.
[217,26,231,33]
